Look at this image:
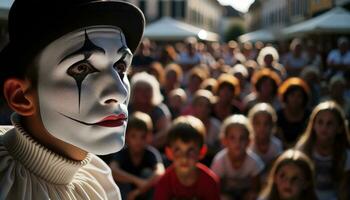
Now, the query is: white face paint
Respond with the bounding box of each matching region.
[37,26,132,155]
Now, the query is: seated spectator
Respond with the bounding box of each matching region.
[176,39,202,72]
[277,77,311,148]
[230,63,251,99]
[147,62,165,87]
[326,37,350,78]
[284,38,308,77]
[109,112,165,200]
[167,88,187,120]
[161,63,183,104]
[184,67,208,104]
[211,114,264,200]
[200,77,218,94]
[191,89,222,166]
[131,38,155,74]
[257,46,286,79]
[248,103,283,178]
[129,72,172,150]
[244,69,282,113]
[295,101,350,200]
[300,67,322,108]
[244,60,259,82]
[212,74,241,121]
[258,149,317,200]
[325,75,350,116]
[304,40,323,71]
[154,116,220,200]
[157,44,178,66]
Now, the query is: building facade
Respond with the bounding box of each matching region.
[126,0,222,32]
[309,0,333,16]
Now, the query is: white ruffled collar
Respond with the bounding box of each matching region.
[2,113,92,184]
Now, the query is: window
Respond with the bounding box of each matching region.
[171,0,186,19]
[158,1,163,18]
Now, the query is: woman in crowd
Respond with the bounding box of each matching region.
[277,77,311,148]
[295,101,350,200]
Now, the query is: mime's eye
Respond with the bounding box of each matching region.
[114,61,127,75]
[67,61,98,78]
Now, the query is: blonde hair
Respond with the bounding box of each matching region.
[259,149,317,200]
[220,114,252,140]
[257,46,280,66]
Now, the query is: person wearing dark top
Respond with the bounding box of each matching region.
[212,74,241,121]
[131,38,155,74]
[276,78,311,148]
[109,112,165,200]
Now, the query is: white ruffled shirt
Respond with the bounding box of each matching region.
[0,114,121,200]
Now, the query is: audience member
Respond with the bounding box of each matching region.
[248,103,283,175]
[244,69,282,113]
[212,74,242,121]
[211,114,264,200]
[277,77,311,148]
[154,116,220,200]
[109,112,165,200]
[129,72,171,150]
[258,149,318,200]
[284,38,308,77]
[295,101,350,200]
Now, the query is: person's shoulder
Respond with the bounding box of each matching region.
[212,148,228,162]
[271,136,283,152]
[0,125,13,136]
[158,165,175,183]
[327,49,340,59]
[145,145,162,159]
[196,163,219,184]
[81,154,121,198]
[246,149,265,171]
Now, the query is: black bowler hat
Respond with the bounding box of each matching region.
[8,0,145,53]
[0,0,145,92]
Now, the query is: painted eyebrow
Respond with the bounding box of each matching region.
[59,30,106,64]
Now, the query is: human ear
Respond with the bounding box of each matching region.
[3,78,36,116]
[199,145,207,160]
[165,147,174,161]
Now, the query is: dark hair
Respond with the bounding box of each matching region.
[215,73,240,97]
[0,46,38,99]
[127,111,153,133]
[278,77,310,107]
[251,69,281,95]
[167,115,206,148]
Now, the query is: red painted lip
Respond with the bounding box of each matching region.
[95,114,127,127]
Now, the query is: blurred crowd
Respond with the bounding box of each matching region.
[2,36,350,200]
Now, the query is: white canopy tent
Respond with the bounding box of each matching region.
[0,0,12,20]
[144,17,219,42]
[238,29,277,43]
[283,7,350,37]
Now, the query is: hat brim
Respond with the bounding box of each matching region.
[8,0,145,53]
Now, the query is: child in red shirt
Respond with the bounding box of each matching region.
[154,115,220,200]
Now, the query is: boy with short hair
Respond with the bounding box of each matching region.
[0,0,144,199]
[211,114,264,200]
[154,115,220,200]
[109,111,165,200]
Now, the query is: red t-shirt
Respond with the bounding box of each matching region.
[154,163,220,200]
